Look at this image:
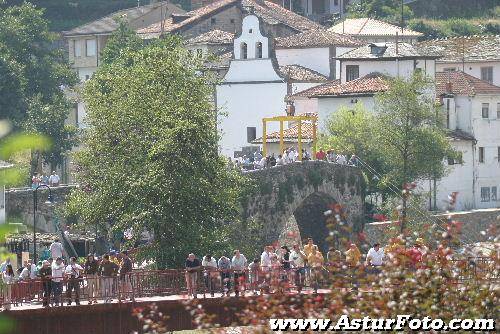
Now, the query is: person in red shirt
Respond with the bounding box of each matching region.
[315,149,326,161]
[407,238,426,269]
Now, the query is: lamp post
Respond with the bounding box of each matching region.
[33,184,54,263]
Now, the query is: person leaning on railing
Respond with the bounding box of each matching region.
[202,255,218,297]
[84,254,99,305]
[38,260,52,307]
[99,254,119,304]
[118,251,134,302]
[217,256,231,296]
[185,253,201,298]
[231,250,247,297]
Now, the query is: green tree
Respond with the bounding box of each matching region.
[374,73,454,231]
[347,0,413,24]
[0,3,77,172]
[65,36,243,268]
[100,19,143,66]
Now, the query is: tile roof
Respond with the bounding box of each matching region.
[187,29,234,45]
[329,18,423,37]
[63,1,182,36]
[138,0,322,37]
[436,71,500,96]
[252,122,314,143]
[289,80,340,98]
[447,129,475,142]
[275,28,364,48]
[418,35,500,63]
[337,42,441,60]
[279,65,328,82]
[303,72,389,98]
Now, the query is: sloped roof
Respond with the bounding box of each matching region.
[436,71,500,96]
[275,28,363,48]
[187,29,234,45]
[279,65,328,82]
[447,129,475,142]
[309,73,389,97]
[329,18,423,37]
[289,80,340,99]
[138,0,321,37]
[418,35,500,63]
[252,122,314,143]
[63,1,183,36]
[337,42,441,60]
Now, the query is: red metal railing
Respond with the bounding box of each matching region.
[0,258,497,309]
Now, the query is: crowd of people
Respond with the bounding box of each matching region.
[31,171,60,189]
[233,148,359,170]
[0,239,134,309]
[182,237,429,299]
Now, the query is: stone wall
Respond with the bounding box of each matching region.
[364,208,500,246]
[5,186,76,232]
[242,161,365,250]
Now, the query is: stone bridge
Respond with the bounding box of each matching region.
[242,161,365,252]
[5,185,75,232]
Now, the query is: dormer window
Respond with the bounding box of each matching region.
[249,29,253,33]
[256,42,263,58]
[369,43,387,56]
[241,42,248,59]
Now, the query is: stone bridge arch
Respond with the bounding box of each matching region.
[242,161,365,252]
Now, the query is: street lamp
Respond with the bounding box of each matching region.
[33,184,54,263]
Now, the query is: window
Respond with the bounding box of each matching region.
[334,0,339,5]
[85,74,90,81]
[345,65,359,82]
[211,18,216,24]
[74,40,82,57]
[498,146,500,162]
[255,42,263,59]
[481,187,490,202]
[230,19,235,24]
[196,49,203,58]
[492,186,498,201]
[249,29,253,34]
[497,103,500,119]
[85,39,96,57]
[480,66,493,83]
[447,152,463,165]
[240,42,247,59]
[443,67,456,72]
[482,103,489,118]
[479,147,485,163]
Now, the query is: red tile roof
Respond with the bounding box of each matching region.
[329,18,423,37]
[187,29,234,44]
[436,71,500,96]
[275,29,364,48]
[292,73,389,98]
[138,0,321,37]
[252,122,314,143]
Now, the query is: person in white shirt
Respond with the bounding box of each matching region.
[366,243,385,274]
[51,257,65,306]
[0,258,11,273]
[290,244,307,292]
[231,250,247,297]
[275,155,284,166]
[28,260,37,279]
[202,255,218,297]
[50,239,64,260]
[65,257,83,305]
[48,171,60,186]
[19,266,30,281]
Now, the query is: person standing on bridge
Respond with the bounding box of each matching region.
[231,250,247,297]
[65,257,83,305]
[39,260,52,307]
[99,254,119,303]
[50,238,64,261]
[185,253,201,298]
[290,244,306,293]
[51,257,65,306]
[119,251,134,302]
[218,255,231,296]
[84,254,99,305]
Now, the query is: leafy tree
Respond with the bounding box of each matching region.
[347,0,413,25]
[0,3,77,172]
[373,73,455,231]
[65,36,244,268]
[100,19,143,66]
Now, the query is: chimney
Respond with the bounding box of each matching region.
[286,102,295,116]
[445,81,453,94]
[171,13,190,24]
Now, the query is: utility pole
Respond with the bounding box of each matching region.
[401,0,404,32]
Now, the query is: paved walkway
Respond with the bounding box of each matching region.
[5,288,332,312]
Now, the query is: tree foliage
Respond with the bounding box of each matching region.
[0,3,77,170]
[347,0,413,24]
[100,19,144,66]
[65,36,244,268]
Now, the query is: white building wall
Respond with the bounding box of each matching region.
[291,82,322,95]
[217,82,288,156]
[436,60,500,87]
[77,67,96,82]
[335,46,355,79]
[419,140,475,211]
[317,97,375,130]
[294,97,319,116]
[275,48,330,76]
